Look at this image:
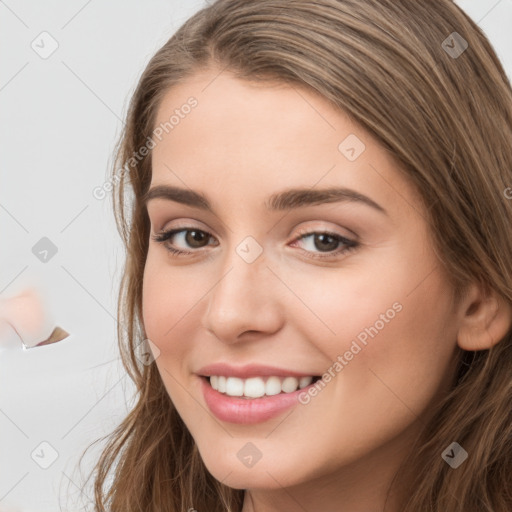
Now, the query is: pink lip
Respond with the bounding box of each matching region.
[196,362,317,379]
[200,376,312,424]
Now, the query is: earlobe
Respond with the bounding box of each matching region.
[457,285,512,351]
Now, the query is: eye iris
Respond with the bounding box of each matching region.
[314,233,339,252]
[186,230,208,248]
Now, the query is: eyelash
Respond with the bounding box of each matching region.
[151,227,359,261]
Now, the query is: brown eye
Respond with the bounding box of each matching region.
[291,230,359,260]
[185,230,210,248]
[312,233,340,252]
[151,228,217,256]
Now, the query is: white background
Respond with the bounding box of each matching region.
[0,1,511,511]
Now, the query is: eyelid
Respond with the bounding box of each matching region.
[155,219,356,242]
[292,224,358,244]
[155,218,211,234]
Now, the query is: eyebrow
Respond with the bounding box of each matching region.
[143,185,387,215]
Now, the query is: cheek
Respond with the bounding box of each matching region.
[142,248,209,326]
[141,255,198,357]
[326,269,459,426]
[275,261,407,362]
[141,257,206,414]
[282,255,458,407]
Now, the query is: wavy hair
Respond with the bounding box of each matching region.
[80,1,512,510]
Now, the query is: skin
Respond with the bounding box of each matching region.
[141,68,502,512]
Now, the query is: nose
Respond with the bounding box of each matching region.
[201,243,284,344]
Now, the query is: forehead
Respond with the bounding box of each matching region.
[149,69,421,220]
[152,70,342,153]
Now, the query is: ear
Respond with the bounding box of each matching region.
[457,283,512,351]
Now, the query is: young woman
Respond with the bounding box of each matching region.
[83,1,512,510]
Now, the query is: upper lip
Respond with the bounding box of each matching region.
[196,363,319,379]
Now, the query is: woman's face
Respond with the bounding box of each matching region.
[143,68,461,495]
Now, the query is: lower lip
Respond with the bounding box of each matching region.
[200,376,313,424]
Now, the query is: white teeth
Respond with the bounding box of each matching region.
[299,376,313,389]
[244,377,266,398]
[282,376,299,393]
[265,376,282,396]
[208,375,316,397]
[225,377,244,396]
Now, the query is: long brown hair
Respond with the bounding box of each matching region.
[80,1,512,510]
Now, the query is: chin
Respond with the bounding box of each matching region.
[197,447,304,490]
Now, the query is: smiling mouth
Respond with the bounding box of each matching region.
[204,375,322,399]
